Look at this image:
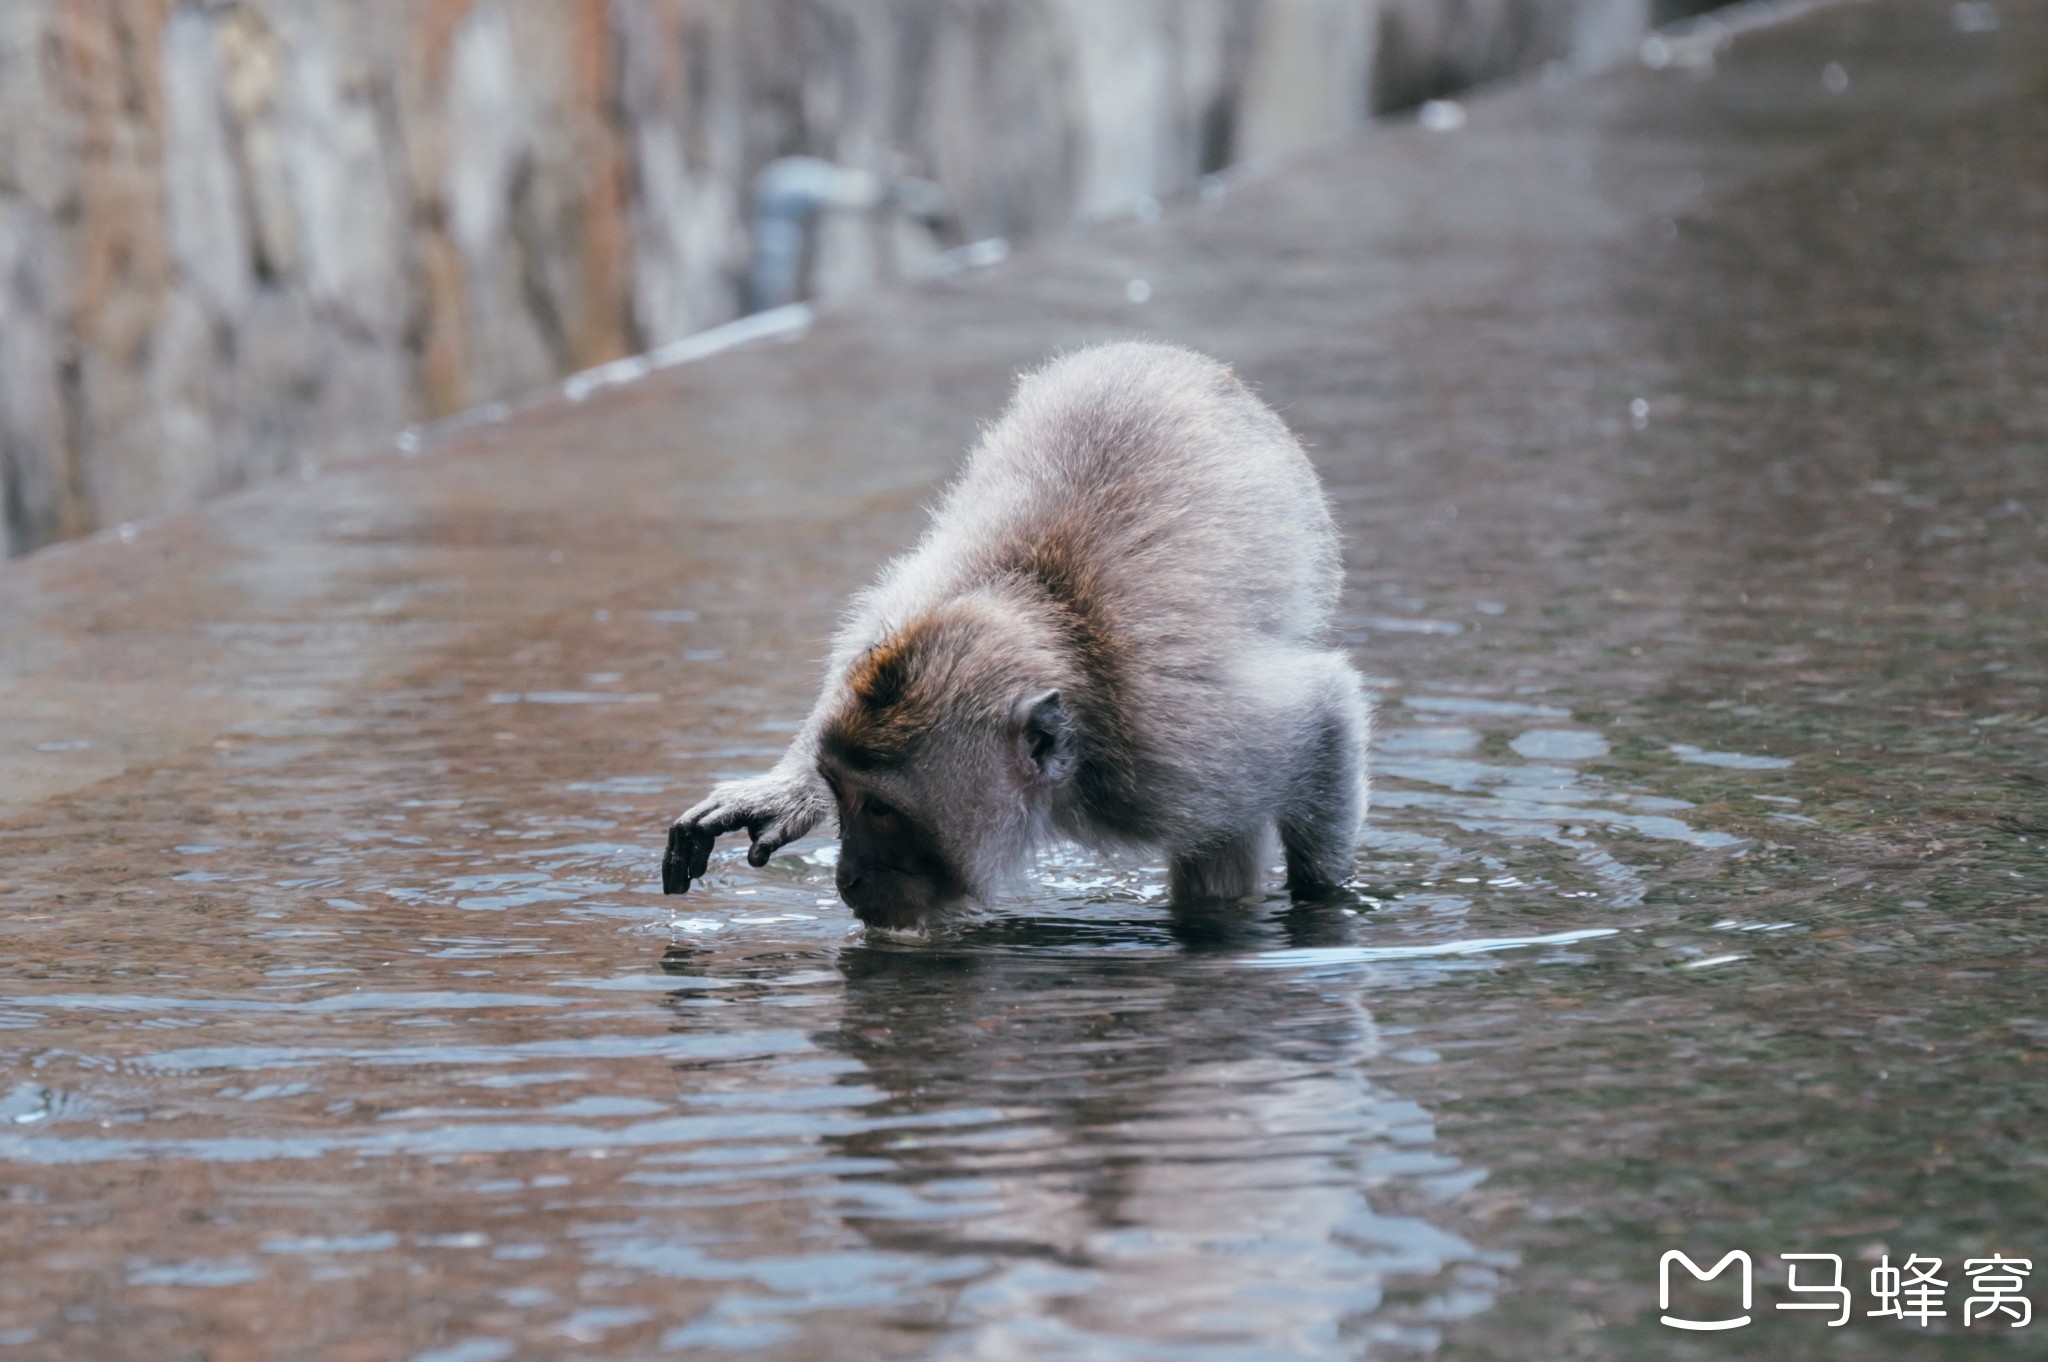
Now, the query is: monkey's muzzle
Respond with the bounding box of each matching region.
[837,855,960,930]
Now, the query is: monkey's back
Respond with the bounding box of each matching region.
[925,342,1340,657]
[833,342,1357,848]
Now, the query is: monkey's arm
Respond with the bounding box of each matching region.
[662,725,836,895]
[665,586,909,894]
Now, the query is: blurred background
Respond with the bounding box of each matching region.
[0,0,1722,558]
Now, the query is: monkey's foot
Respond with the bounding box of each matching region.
[1283,873,1353,903]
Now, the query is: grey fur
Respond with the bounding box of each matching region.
[663,341,1371,921]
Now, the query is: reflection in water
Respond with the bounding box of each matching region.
[621,900,1500,1359]
[608,711,1687,1354]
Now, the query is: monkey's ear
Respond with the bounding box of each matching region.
[1012,689,1076,786]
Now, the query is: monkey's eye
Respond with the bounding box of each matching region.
[860,795,899,820]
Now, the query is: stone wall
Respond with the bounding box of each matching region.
[0,0,1664,556]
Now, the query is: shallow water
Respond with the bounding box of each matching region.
[0,702,1765,1360]
[3,0,2046,1358]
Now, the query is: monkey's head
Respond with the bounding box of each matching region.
[818,605,1078,929]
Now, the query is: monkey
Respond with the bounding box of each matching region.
[662,341,1370,929]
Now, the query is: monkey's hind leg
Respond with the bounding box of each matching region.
[1279,654,1370,898]
[1167,830,1268,905]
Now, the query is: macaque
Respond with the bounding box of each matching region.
[663,342,1369,928]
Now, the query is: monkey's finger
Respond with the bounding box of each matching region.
[684,823,718,883]
[664,816,728,893]
[678,800,754,838]
[661,823,695,894]
[746,809,819,867]
[744,821,793,867]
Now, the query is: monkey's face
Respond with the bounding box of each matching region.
[823,767,974,930]
[818,686,1072,928]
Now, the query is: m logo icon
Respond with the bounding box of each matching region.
[1660,1250,1753,1330]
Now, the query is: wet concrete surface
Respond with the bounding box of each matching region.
[3,0,2046,1357]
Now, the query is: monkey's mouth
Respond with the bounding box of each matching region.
[847,896,933,931]
[836,837,966,930]
[838,870,965,930]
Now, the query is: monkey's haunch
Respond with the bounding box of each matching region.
[662,342,1370,923]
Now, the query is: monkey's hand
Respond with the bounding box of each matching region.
[662,774,830,894]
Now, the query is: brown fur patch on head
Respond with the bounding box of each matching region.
[823,604,1008,770]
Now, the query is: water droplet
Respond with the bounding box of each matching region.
[117,522,137,544]
[1125,279,1152,304]
[1822,62,1849,94]
[1418,100,1466,132]
[1629,397,1651,430]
